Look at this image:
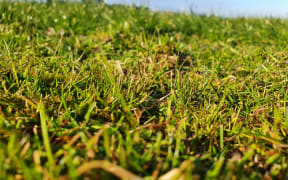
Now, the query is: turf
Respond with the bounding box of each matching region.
[1,2,288,179]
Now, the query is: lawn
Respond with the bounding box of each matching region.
[1,2,288,179]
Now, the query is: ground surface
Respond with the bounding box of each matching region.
[1,2,288,179]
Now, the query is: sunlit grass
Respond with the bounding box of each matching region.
[1,2,288,179]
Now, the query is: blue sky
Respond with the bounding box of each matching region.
[105,0,288,17]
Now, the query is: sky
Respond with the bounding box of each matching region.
[105,0,288,17]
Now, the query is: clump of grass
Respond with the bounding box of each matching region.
[1,2,288,179]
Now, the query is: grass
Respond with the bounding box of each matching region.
[1,1,288,179]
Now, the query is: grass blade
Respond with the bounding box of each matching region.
[38,101,55,173]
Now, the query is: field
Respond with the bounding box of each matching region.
[1,2,288,179]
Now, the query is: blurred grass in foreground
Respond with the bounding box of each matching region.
[1,2,288,179]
